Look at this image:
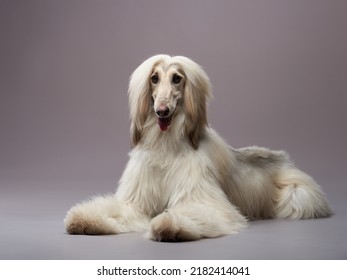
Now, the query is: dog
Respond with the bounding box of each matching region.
[64,55,332,241]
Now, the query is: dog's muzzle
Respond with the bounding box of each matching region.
[155,105,173,131]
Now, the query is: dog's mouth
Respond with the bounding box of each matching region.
[157,116,172,131]
[155,104,177,131]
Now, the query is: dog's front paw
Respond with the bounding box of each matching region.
[64,209,97,235]
[146,211,200,242]
[64,206,118,235]
[65,218,89,235]
[148,212,180,242]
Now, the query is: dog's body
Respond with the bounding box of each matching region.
[64,55,331,241]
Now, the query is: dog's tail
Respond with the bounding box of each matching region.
[274,168,332,219]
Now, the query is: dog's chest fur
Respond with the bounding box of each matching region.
[117,137,199,217]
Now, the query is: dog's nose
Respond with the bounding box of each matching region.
[156,105,170,118]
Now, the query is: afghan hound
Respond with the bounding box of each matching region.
[64,55,331,241]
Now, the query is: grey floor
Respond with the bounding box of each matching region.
[1,179,346,260]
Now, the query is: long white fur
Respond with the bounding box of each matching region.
[64,55,332,241]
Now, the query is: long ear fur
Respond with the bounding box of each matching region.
[173,56,212,149]
[128,55,170,146]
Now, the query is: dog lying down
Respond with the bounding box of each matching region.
[64,55,331,242]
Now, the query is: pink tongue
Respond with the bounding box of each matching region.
[158,117,171,131]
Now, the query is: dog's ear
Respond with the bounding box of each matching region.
[128,55,170,147]
[177,57,212,149]
[129,87,150,147]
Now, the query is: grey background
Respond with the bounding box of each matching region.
[1,0,346,259]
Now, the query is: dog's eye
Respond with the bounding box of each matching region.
[150,74,159,84]
[172,74,182,84]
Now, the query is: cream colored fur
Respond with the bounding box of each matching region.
[64,55,332,241]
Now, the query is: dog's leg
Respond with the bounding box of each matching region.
[146,201,247,242]
[273,167,332,219]
[64,195,149,235]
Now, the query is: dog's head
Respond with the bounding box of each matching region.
[128,55,212,149]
